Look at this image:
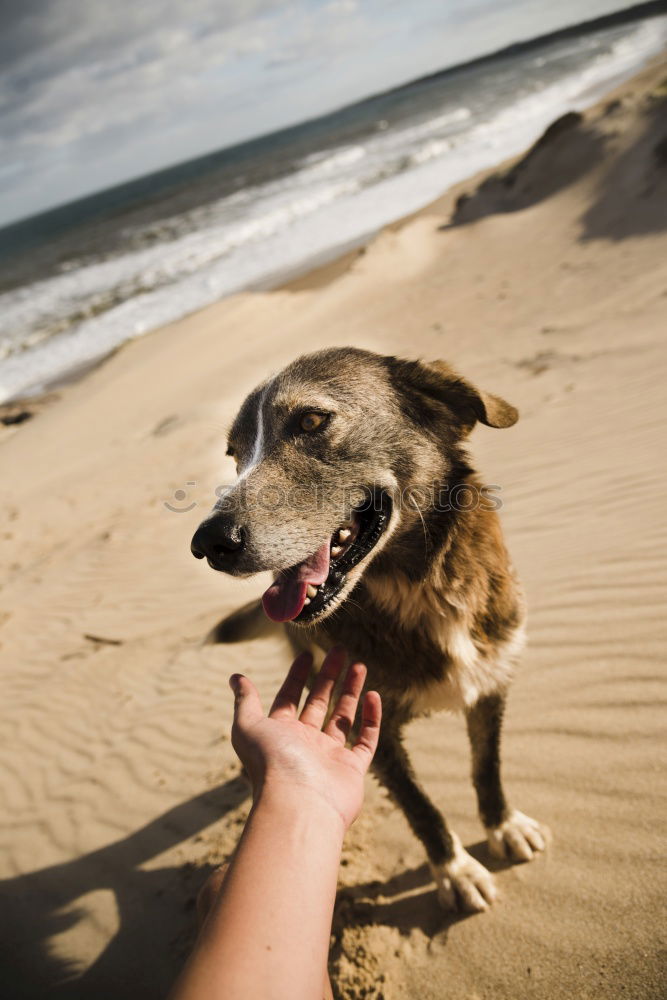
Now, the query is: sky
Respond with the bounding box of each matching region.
[0,0,643,226]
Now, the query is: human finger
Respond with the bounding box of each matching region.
[268,651,312,718]
[298,646,346,729]
[351,691,382,769]
[229,673,264,730]
[324,661,367,744]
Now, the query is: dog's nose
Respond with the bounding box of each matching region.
[191,517,245,567]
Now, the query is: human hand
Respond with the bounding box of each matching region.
[229,647,381,832]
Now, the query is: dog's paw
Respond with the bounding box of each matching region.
[431,835,497,912]
[486,809,547,862]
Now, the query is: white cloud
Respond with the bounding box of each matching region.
[234,34,267,54]
[326,0,358,15]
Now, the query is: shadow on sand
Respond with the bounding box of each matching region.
[3,781,525,1000]
[0,777,250,1000]
[332,838,517,941]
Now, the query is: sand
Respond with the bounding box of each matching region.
[1,58,666,1000]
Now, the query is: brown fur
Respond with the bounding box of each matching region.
[192,347,546,911]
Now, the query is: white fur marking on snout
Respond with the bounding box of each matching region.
[237,389,266,482]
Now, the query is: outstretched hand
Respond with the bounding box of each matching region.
[229,647,381,831]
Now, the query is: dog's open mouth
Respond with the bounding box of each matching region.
[262,489,391,624]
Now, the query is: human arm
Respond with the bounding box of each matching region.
[168,647,381,1000]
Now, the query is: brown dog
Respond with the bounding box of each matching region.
[191,347,546,911]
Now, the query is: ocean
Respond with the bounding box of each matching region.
[1,5,666,403]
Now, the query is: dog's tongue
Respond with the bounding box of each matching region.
[262,539,331,622]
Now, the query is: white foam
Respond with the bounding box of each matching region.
[298,145,367,177]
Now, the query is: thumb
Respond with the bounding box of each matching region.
[229,673,264,729]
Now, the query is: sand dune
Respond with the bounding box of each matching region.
[1,58,666,999]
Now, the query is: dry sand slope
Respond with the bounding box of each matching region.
[1,59,666,1000]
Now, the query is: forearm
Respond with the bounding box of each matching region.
[169,783,345,1000]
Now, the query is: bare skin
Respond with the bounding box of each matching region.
[169,647,381,1000]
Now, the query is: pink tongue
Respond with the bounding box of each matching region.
[262,539,331,623]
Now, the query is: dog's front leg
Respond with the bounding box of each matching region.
[466,693,547,861]
[372,726,497,912]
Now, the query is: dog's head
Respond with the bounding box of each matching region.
[191,347,517,625]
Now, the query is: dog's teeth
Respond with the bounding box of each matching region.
[338,528,352,542]
[306,584,318,599]
[303,597,311,605]
[331,544,343,557]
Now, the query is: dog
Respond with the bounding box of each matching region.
[190,346,546,911]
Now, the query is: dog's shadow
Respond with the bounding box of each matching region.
[333,840,517,939]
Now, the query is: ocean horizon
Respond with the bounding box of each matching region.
[1,1,666,404]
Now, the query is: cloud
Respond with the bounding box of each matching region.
[0,0,639,226]
[234,34,268,54]
[326,0,358,14]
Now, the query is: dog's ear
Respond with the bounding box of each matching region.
[388,358,518,435]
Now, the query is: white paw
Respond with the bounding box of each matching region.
[487,809,547,862]
[431,834,497,912]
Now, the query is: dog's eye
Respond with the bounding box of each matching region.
[226,445,235,457]
[299,412,328,432]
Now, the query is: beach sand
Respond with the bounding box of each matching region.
[1,59,666,1000]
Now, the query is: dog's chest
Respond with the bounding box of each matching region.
[362,575,523,713]
[407,622,523,713]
